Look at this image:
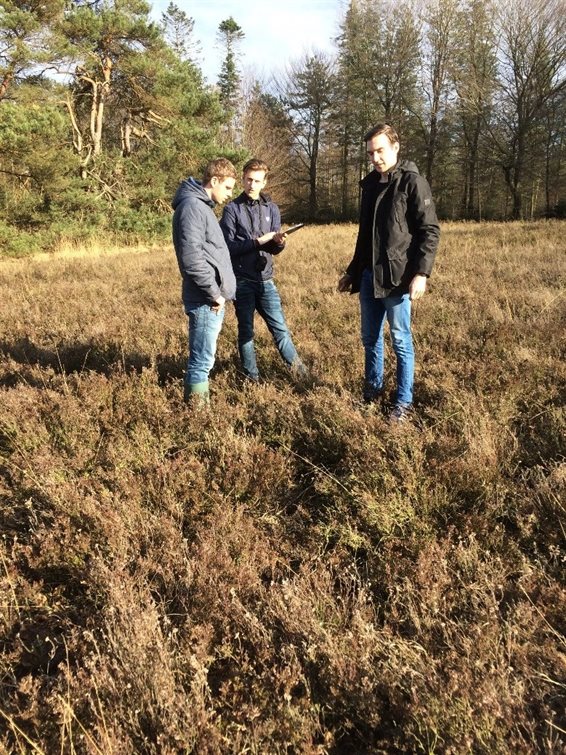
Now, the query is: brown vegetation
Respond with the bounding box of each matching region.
[0,221,564,753]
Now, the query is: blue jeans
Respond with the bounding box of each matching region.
[235,278,299,380]
[184,302,225,388]
[359,267,414,406]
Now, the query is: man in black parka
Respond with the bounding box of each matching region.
[338,123,440,422]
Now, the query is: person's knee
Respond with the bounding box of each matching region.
[237,318,255,341]
[390,335,414,357]
[361,330,380,349]
[271,326,290,343]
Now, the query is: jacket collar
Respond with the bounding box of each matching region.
[360,161,410,188]
[238,191,271,206]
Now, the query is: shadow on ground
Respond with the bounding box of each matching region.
[0,337,183,387]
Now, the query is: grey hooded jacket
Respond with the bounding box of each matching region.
[172,177,236,308]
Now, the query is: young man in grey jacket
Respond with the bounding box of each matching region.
[172,158,237,403]
[338,124,440,423]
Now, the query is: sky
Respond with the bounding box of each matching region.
[151,0,346,84]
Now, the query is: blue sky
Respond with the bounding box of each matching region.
[151,0,346,83]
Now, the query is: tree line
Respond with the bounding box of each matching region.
[0,0,564,255]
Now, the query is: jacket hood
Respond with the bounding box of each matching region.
[360,159,420,187]
[172,177,213,210]
[395,159,419,175]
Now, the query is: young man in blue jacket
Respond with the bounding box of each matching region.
[220,158,306,383]
[338,124,440,423]
[172,158,237,403]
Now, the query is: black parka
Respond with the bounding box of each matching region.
[346,160,440,297]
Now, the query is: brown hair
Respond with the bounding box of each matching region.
[242,158,269,176]
[202,158,237,184]
[363,123,400,146]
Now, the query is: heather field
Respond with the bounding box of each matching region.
[0,221,564,754]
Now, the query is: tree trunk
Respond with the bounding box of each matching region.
[309,117,320,218]
[340,124,350,219]
[469,124,480,219]
[510,178,522,220]
[0,66,14,102]
[92,84,104,156]
[511,132,525,219]
[426,113,437,187]
[64,92,92,178]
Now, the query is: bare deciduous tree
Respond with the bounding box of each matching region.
[278,52,336,219]
[452,0,498,219]
[492,0,566,218]
[415,0,460,189]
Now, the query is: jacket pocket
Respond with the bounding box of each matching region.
[386,246,410,287]
[393,194,408,230]
[387,259,403,287]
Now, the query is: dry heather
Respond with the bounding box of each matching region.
[0,221,564,754]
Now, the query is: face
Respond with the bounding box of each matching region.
[243,169,267,200]
[210,176,236,204]
[366,133,399,175]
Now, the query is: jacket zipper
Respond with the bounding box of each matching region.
[371,177,390,296]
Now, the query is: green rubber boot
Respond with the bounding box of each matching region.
[183,381,210,405]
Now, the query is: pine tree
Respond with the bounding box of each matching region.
[0,0,64,101]
[58,0,162,170]
[161,2,201,64]
[217,16,244,140]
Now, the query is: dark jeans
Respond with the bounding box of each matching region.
[235,278,300,380]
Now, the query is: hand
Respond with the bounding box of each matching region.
[409,274,427,301]
[337,274,352,293]
[257,231,276,245]
[211,295,225,314]
[273,231,287,244]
